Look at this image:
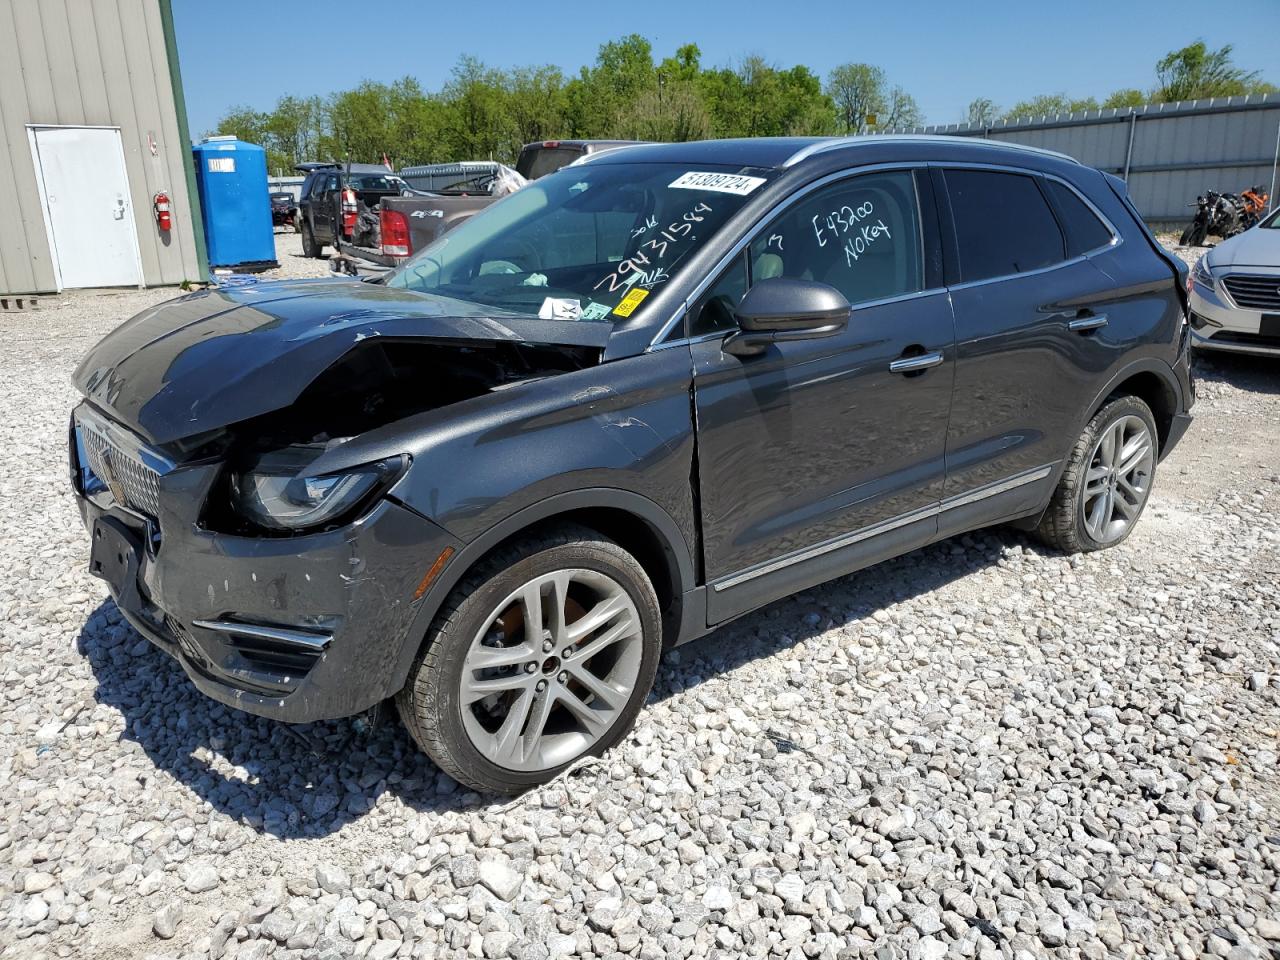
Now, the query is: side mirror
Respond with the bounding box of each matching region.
[724,278,850,357]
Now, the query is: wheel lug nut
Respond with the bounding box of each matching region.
[542,640,553,653]
[536,679,547,691]
[558,671,569,683]
[525,662,538,674]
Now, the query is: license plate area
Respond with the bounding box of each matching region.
[89,516,143,607]
[1260,314,1280,339]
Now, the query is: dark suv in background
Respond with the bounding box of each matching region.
[71,136,1192,793]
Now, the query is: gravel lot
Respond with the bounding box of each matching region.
[1,233,1278,960]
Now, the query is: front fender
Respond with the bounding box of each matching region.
[317,348,698,689]
[386,487,699,693]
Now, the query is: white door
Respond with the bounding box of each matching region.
[30,126,142,289]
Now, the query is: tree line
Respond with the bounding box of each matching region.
[212,37,1275,175]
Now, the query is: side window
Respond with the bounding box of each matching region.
[944,169,1065,281]
[688,252,749,338]
[748,170,924,309]
[1043,179,1114,257]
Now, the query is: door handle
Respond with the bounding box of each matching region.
[889,351,944,374]
[1067,314,1108,333]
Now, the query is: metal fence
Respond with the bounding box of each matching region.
[902,93,1280,228]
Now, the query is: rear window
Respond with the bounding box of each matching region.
[1043,179,1114,257]
[945,169,1065,282]
[350,176,403,192]
[519,147,583,181]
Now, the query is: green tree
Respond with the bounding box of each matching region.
[1102,88,1147,109]
[966,97,999,127]
[1155,40,1268,102]
[618,81,711,141]
[441,56,509,160]
[502,65,567,153]
[825,63,887,134]
[1003,94,1098,121]
[883,86,922,130]
[565,34,656,137]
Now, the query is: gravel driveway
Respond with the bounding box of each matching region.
[2,234,1278,960]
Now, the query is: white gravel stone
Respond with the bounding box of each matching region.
[477,858,522,902]
[182,864,220,894]
[151,902,183,939]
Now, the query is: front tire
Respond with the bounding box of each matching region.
[396,525,662,794]
[1037,395,1158,553]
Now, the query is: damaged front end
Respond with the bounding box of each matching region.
[69,278,609,720]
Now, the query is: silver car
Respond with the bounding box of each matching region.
[1189,206,1280,357]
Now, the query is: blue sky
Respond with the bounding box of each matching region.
[173,0,1279,137]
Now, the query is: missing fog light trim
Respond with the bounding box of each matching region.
[413,546,456,600]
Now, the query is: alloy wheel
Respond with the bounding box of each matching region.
[459,569,643,772]
[1081,414,1155,543]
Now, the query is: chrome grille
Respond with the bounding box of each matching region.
[76,414,164,519]
[1221,274,1280,311]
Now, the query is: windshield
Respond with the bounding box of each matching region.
[385,162,772,322]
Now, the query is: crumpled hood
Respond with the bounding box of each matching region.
[1205,226,1280,269]
[73,277,610,444]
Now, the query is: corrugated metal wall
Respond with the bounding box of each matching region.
[905,94,1280,226]
[0,0,202,293]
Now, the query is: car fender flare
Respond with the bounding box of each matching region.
[1080,357,1185,436]
[387,488,696,692]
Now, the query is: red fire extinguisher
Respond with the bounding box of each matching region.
[340,185,357,239]
[153,192,172,232]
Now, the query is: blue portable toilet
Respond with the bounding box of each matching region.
[192,136,278,271]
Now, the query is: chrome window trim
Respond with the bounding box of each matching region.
[648,162,934,350]
[937,162,1122,292]
[710,463,1054,592]
[782,135,1080,169]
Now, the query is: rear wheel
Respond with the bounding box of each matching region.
[1037,396,1158,553]
[300,221,322,258]
[396,526,662,794]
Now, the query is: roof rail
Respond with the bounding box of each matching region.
[783,134,1081,168]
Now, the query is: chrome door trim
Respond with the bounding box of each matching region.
[937,464,1053,512]
[648,162,936,349]
[711,503,940,592]
[709,463,1055,592]
[889,352,945,373]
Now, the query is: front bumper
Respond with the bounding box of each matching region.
[72,419,461,723]
[1189,274,1280,357]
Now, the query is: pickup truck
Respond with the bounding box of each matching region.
[296,162,410,258]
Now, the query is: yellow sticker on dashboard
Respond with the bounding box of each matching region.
[612,287,649,317]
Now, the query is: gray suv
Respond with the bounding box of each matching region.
[71,136,1193,793]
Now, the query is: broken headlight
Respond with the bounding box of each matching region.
[230,447,405,532]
